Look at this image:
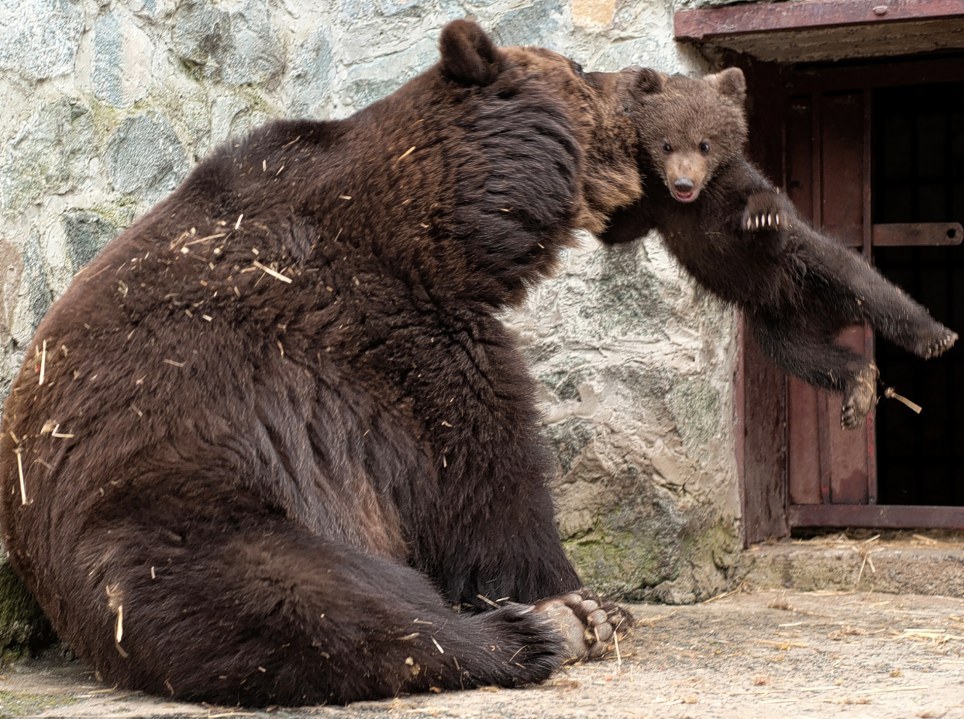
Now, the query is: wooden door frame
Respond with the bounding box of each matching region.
[735,56,964,544]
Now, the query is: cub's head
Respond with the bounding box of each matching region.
[636,68,747,203]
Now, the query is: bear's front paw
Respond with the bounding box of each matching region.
[742,191,788,232]
[533,588,633,663]
[841,363,879,430]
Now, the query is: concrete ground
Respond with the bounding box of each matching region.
[1,587,961,719]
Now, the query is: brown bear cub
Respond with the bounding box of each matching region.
[0,21,647,707]
[604,67,957,429]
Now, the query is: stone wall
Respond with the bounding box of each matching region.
[0,0,741,641]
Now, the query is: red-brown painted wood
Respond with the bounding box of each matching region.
[790,503,964,529]
[675,0,964,41]
[872,222,964,246]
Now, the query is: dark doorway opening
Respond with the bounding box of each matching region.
[873,81,964,506]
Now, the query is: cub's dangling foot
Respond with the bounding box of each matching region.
[841,362,879,430]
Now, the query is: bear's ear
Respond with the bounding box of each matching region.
[439,19,505,86]
[708,67,746,105]
[636,68,665,95]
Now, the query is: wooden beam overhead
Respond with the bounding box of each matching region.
[675,0,964,42]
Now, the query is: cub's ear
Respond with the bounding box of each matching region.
[708,67,746,105]
[637,67,665,95]
[439,19,505,86]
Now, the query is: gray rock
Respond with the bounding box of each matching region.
[105,112,188,203]
[92,8,154,107]
[171,0,283,87]
[491,0,567,47]
[61,210,119,271]
[341,38,436,109]
[0,0,84,81]
[0,97,95,215]
[285,29,334,119]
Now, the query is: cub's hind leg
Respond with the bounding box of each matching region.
[805,233,957,359]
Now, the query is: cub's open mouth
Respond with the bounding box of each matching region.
[670,187,698,203]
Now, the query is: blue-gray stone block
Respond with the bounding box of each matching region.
[105,113,188,203]
[0,0,85,81]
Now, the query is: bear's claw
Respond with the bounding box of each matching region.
[919,328,958,359]
[742,191,788,233]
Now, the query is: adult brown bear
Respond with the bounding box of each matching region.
[0,21,646,707]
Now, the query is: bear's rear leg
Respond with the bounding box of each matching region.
[751,317,878,429]
[75,522,584,707]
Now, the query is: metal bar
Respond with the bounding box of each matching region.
[675,0,964,41]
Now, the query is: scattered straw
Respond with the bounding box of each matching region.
[163,359,185,368]
[115,604,124,643]
[431,636,444,654]
[396,146,416,163]
[613,625,622,668]
[476,594,501,609]
[883,387,923,414]
[39,340,47,386]
[234,214,244,230]
[251,260,293,284]
[15,449,25,505]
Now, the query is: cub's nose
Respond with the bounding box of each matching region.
[673,178,694,193]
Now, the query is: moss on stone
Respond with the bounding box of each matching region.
[0,561,55,663]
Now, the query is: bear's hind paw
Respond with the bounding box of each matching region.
[533,589,633,663]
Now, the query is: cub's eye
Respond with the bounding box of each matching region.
[699,140,711,154]
[662,141,673,153]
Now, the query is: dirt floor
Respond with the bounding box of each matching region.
[0,589,961,719]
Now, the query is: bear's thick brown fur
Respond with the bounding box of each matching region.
[0,21,647,707]
[604,68,956,428]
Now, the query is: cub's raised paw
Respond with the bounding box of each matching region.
[841,363,879,430]
[741,191,788,232]
[533,588,633,662]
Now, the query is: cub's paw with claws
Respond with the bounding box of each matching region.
[533,588,633,662]
[916,326,958,360]
[841,363,879,430]
[742,190,790,232]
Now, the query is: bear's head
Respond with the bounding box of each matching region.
[404,20,653,304]
[635,67,747,203]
